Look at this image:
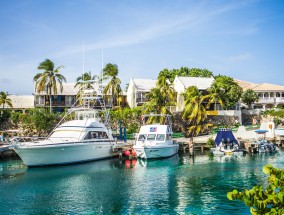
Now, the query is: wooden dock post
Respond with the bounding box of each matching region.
[189,138,194,156]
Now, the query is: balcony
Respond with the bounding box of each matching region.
[256,97,275,104]
[275,97,284,103]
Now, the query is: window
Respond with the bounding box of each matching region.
[147,134,156,140]
[138,134,146,141]
[156,134,165,141]
[85,131,108,140]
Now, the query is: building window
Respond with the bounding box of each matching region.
[65,96,75,106]
[35,95,45,105]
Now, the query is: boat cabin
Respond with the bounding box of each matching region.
[137,124,173,142]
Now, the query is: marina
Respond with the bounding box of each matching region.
[0,150,283,214]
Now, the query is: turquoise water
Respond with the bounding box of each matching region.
[0,151,283,215]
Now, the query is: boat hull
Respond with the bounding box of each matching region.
[13,142,118,167]
[133,145,179,159]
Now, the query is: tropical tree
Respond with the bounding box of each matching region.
[182,86,208,141]
[158,67,213,83]
[242,89,259,109]
[74,72,99,98]
[0,91,13,110]
[206,84,225,110]
[211,75,243,110]
[33,59,66,112]
[142,76,175,124]
[103,63,122,107]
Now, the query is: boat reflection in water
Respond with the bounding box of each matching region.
[135,153,180,167]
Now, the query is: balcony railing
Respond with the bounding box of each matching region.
[256,98,274,103]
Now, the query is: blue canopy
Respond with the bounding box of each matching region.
[214,129,238,146]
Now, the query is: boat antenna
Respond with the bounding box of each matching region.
[82,42,85,74]
[101,48,103,91]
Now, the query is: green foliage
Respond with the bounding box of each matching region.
[158,67,213,83]
[143,76,175,121]
[10,112,21,124]
[16,108,62,136]
[206,137,215,147]
[109,107,143,134]
[262,110,284,119]
[210,75,243,110]
[227,164,284,214]
[74,71,99,99]
[34,59,66,113]
[103,63,122,107]
[182,87,208,137]
[32,108,62,136]
[242,89,259,109]
[0,110,11,124]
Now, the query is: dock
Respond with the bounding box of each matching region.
[0,144,16,157]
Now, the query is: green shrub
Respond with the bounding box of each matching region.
[227,164,284,214]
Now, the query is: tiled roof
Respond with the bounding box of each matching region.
[235,79,284,91]
[234,79,257,91]
[132,79,157,91]
[251,83,284,91]
[5,95,34,109]
[176,76,214,90]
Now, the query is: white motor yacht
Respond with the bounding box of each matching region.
[133,114,179,159]
[13,86,119,167]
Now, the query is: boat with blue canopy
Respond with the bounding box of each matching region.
[211,128,244,156]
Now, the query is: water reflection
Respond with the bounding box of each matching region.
[0,151,283,214]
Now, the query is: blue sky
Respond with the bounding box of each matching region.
[0,0,284,95]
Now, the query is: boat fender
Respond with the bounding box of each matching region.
[131,149,136,156]
[125,150,130,156]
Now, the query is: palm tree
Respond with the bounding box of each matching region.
[103,63,122,107]
[182,86,209,146]
[33,59,66,112]
[0,91,13,111]
[142,77,176,124]
[74,72,99,98]
[206,85,224,110]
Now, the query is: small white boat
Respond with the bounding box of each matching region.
[133,114,179,159]
[12,86,120,167]
[250,130,279,153]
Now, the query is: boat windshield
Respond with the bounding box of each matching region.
[147,134,156,140]
[156,134,165,141]
[138,134,146,141]
[49,130,83,139]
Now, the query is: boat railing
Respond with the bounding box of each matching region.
[10,136,46,145]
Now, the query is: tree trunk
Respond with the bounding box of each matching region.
[49,94,52,113]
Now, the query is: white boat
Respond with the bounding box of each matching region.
[12,86,120,167]
[133,114,179,159]
[249,130,279,153]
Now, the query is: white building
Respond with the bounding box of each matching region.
[3,95,34,113]
[173,76,214,111]
[126,78,157,108]
[235,79,284,109]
